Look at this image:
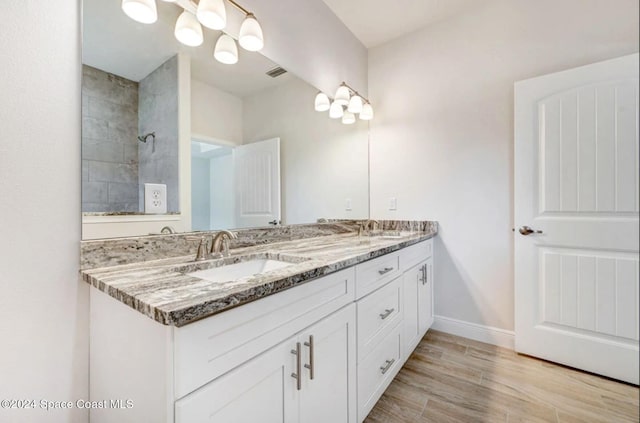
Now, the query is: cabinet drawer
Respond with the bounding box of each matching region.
[355,252,401,299]
[357,324,402,422]
[400,239,432,271]
[356,276,402,362]
[174,267,355,399]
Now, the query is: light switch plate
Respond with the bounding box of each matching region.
[345,198,352,211]
[388,197,397,211]
[144,183,167,214]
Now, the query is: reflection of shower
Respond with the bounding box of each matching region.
[138,132,156,153]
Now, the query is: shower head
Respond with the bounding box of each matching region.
[138,132,155,143]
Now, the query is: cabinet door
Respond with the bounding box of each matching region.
[418,256,434,335]
[298,304,357,423]
[403,259,427,359]
[175,339,298,423]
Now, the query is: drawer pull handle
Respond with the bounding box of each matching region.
[291,343,302,391]
[304,335,314,380]
[380,358,395,374]
[379,308,395,320]
[378,267,394,275]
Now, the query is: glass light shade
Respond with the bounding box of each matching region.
[334,85,350,106]
[329,101,344,119]
[239,14,264,51]
[197,0,226,30]
[314,92,330,112]
[342,111,356,124]
[347,95,363,114]
[121,0,157,24]
[174,11,203,46]
[214,34,239,64]
[359,102,374,120]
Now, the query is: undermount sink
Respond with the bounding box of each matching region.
[188,259,294,283]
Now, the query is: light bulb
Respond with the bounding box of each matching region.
[342,111,356,124]
[314,92,330,112]
[334,84,350,106]
[347,95,363,114]
[197,0,226,30]
[214,34,238,64]
[239,13,264,51]
[329,101,344,119]
[359,102,374,120]
[121,0,157,24]
[174,11,203,47]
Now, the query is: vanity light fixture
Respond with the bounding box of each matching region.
[121,0,263,64]
[174,11,204,46]
[329,101,344,119]
[315,81,374,123]
[314,92,331,112]
[342,111,356,124]
[214,34,239,64]
[121,0,158,24]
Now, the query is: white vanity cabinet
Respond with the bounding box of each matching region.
[89,237,435,423]
[174,304,356,423]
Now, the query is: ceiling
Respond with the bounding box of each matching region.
[83,0,291,97]
[322,0,491,48]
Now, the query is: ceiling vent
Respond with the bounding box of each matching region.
[266,66,287,78]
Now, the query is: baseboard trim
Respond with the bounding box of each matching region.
[432,315,515,350]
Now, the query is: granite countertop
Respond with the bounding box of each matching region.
[82,230,436,327]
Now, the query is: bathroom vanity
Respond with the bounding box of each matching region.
[82,223,436,423]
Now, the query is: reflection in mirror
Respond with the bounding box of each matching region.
[82,0,369,239]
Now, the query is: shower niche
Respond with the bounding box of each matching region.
[81,56,180,214]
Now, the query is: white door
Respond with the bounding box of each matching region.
[233,138,281,228]
[298,305,357,423]
[174,337,298,423]
[418,256,434,336]
[515,54,639,384]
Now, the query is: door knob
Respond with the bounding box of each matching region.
[518,226,542,235]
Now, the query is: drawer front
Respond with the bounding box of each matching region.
[355,252,401,299]
[400,239,433,271]
[357,324,402,422]
[174,267,355,399]
[356,276,402,362]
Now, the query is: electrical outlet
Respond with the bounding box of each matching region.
[345,198,352,211]
[388,197,397,211]
[145,183,167,214]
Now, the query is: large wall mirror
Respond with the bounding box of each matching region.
[81,0,369,239]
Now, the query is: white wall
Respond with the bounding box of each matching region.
[243,77,370,224]
[0,1,88,423]
[368,0,639,334]
[242,0,368,97]
[191,79,243,144]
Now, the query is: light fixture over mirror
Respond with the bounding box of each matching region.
[121,0,263,64]
[317,82,373,124]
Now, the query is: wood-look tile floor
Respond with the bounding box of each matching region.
[364,330,639,423]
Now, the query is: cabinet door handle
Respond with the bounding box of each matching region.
[303,335,314,380]
[422,264,427,285]
[291,342,302,391]
[379,308,395,320]
[419,265,425,283]
[378,267,394,275]
[380,358,395,374]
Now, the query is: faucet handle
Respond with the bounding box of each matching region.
[187,236,209,261]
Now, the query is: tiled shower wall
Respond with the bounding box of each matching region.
[138,55,180,213]
[82,65,139,212]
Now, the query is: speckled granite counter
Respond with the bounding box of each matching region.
[82,229,436,327]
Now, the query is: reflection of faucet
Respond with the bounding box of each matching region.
[210,230,238,258]
[358,220,380,236]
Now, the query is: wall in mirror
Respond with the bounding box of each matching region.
[81,0,369,239]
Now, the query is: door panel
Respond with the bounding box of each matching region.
[298,305,356,423]
[233,138,281,228]
[174,339,297,423]
[515,53,639,384]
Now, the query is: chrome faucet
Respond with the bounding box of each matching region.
[210,230,238,258]
[358,219,380,236]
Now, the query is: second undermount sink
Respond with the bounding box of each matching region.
[188,259,294,283]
